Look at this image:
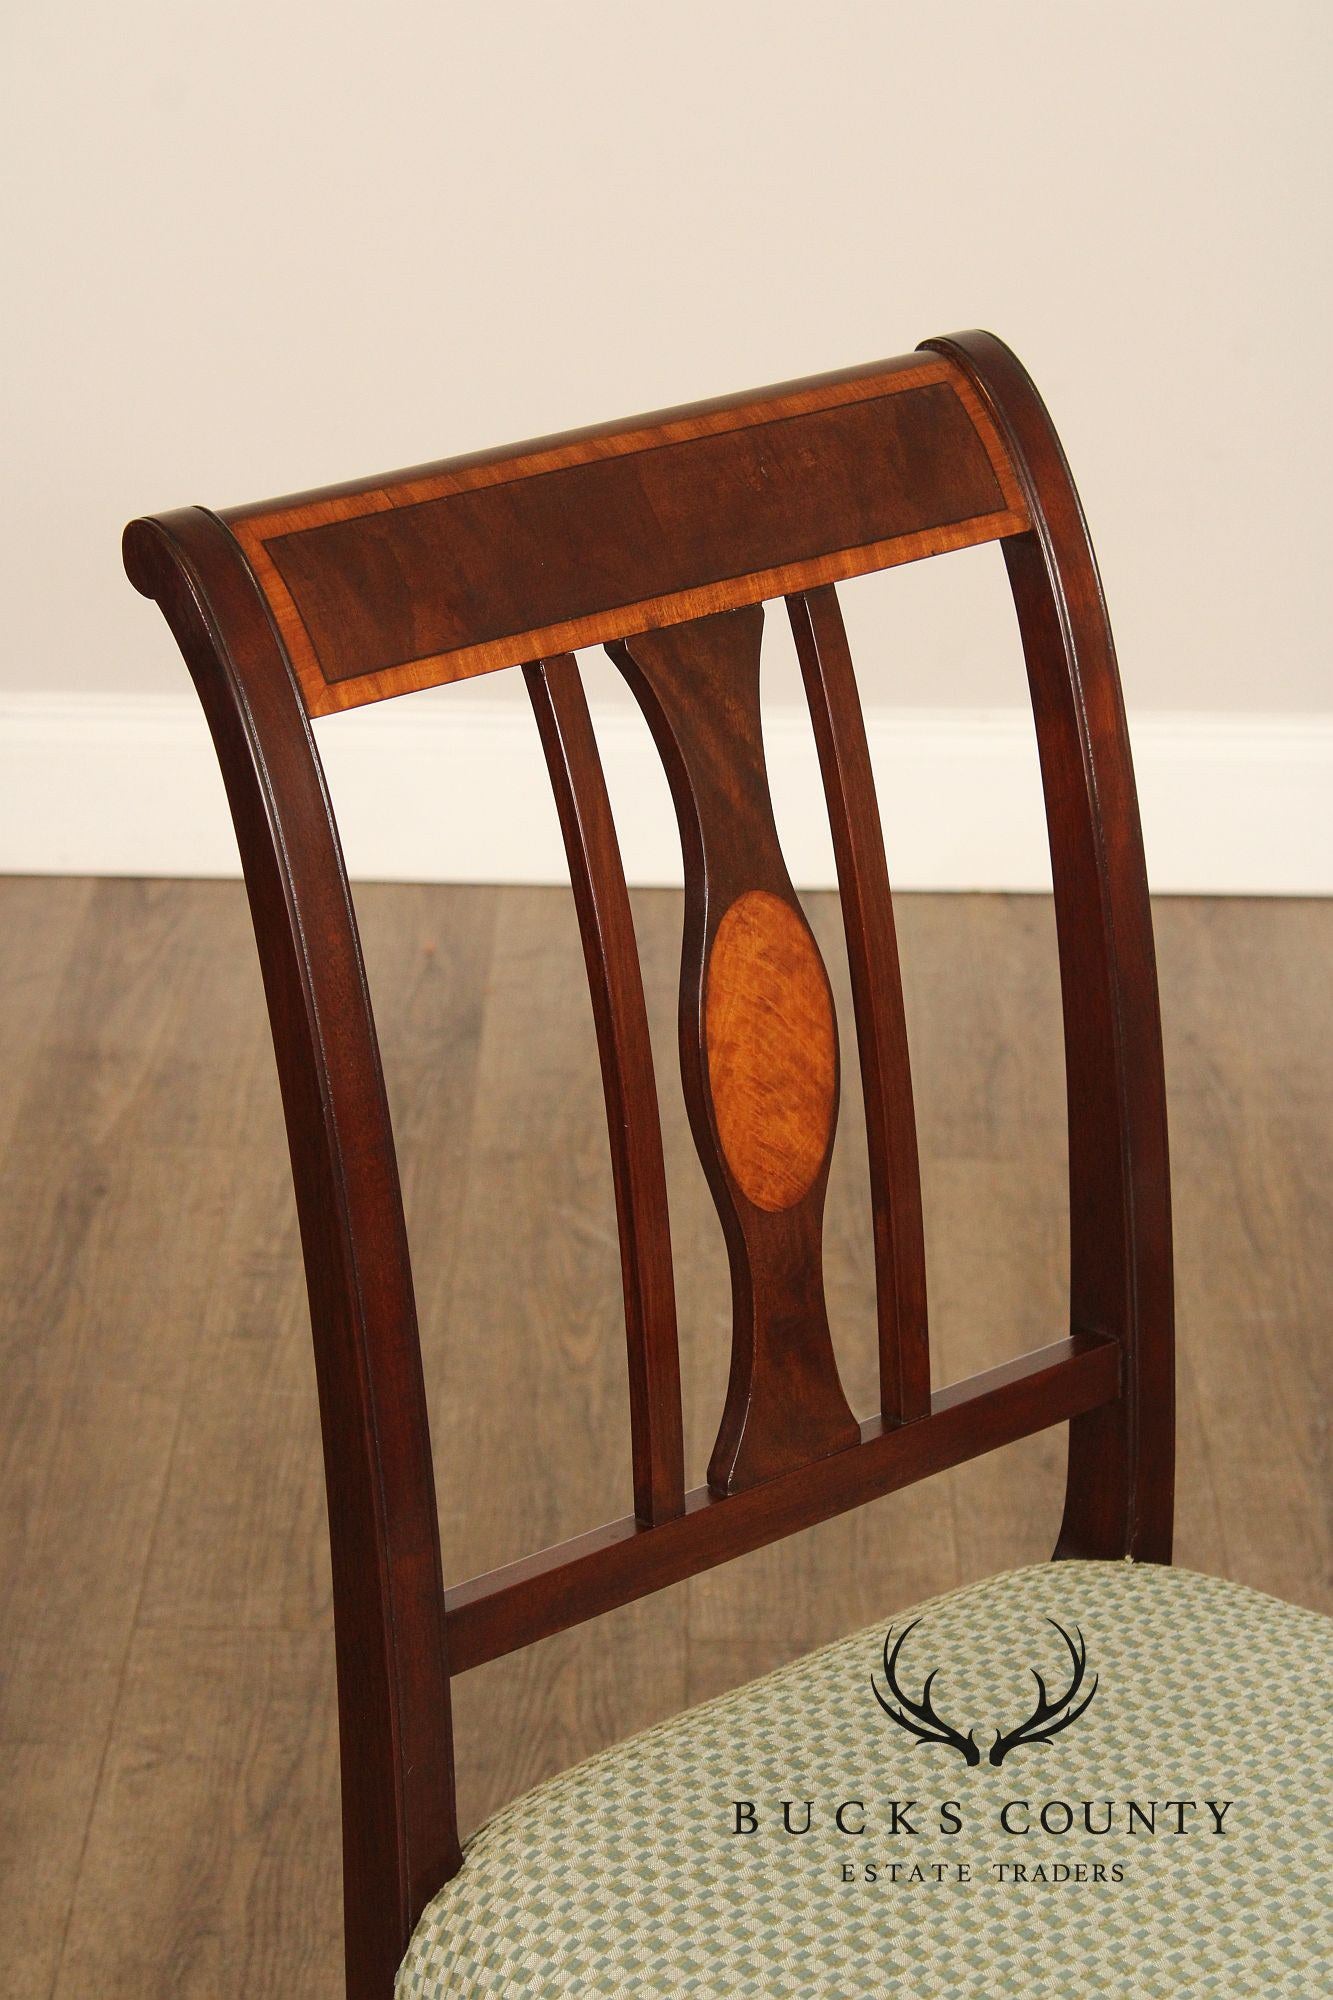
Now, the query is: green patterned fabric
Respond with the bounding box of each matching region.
[399,1563,1332,1997]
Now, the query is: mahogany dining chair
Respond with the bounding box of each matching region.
[124,332,1330,1998]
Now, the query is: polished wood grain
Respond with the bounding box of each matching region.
[119,335,1178,1998]
[224,357,1027,715]
[123,511,457,2000]
[610,605,859,1495]
[444,1332,1119,1673]
[925,333,1175,1564]
[789,585,930,1424]
[523,657,684,1526]
[1,885,1327,2000]
[706,890,837,1212]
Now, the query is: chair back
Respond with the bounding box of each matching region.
[124,330,1173,2000]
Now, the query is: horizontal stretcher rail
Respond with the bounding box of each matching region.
[445,1332,1121,1671]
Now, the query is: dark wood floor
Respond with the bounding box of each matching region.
[0,879,1327,1998]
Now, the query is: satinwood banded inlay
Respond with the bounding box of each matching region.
[706,891,837,1212]
[222,355,1028,715]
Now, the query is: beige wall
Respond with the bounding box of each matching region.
[3,1,1329,716]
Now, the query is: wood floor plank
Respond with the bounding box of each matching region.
[0,881,282,2000]
[51,1629,341,2000]
[432,884,638,1572]
[0,881,1325,2000]
[0,877,94,1155]
[429,885,691,1835]
[138,884,500,1636]
[1158,899,1331,1608]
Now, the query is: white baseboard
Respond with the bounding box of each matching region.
[2,692,1330,895]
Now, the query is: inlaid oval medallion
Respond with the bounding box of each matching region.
[704,890,837,1213]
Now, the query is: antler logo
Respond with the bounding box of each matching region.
[871,1616,1098,1767]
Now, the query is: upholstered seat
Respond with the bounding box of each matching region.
[399,1561,1331,1998]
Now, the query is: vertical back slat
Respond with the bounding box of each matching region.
[524,656,686,1525]
[610,606,859,1496]
[788,586,931,1424]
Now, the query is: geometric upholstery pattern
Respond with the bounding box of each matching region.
[399,1562,1332,1998]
